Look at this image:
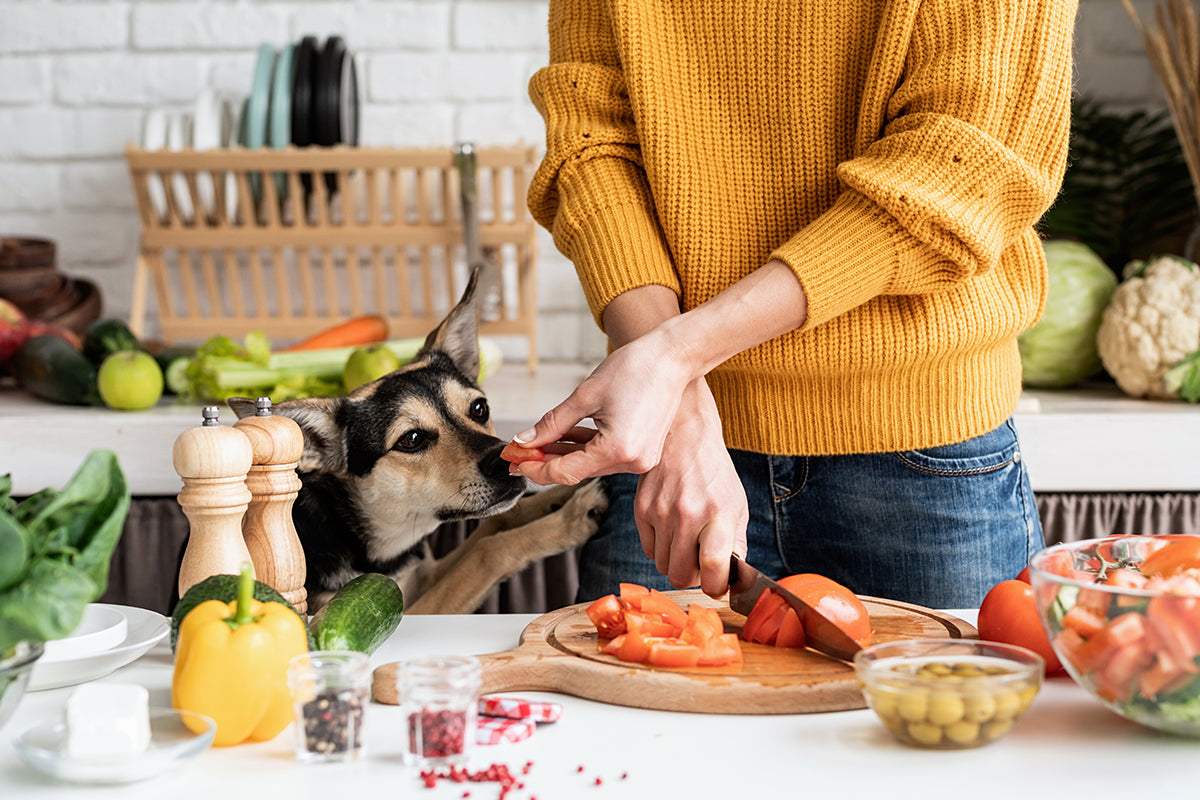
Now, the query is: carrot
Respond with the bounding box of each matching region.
[283,315,389,352]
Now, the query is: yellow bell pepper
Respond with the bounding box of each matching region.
[172,563,308,747]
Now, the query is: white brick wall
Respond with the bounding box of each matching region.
[0,0,1175,363]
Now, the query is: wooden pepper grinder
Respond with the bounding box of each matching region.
[173,405,255,598]
[234,397,307,615]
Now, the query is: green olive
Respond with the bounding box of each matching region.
[927,690,965,726]
[897,690,930,722]
[963,691,998,723]
[993,691,1022,720]
[868,688,899,721]
[944,720,981,745]
[906,721,943,746]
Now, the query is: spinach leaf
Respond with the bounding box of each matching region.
[0,450,130,654]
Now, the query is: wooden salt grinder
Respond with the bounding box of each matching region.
[234,397,308,615]
[173,405,255,598]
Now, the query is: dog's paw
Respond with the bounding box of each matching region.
[556,478,609,545]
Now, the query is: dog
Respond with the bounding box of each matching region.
[227,271,607,614]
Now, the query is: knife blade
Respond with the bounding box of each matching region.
[727,554,863,662]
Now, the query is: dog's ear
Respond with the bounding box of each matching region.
[256,396,348,474]
[419,267,482,380]
[227,396,257,420]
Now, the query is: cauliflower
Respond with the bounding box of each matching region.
[1096,255,1200,400]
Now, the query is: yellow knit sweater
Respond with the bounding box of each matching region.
[528,1,1077,456]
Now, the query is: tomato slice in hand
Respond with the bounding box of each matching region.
[977,579,1062,674]
[500,441,546,464]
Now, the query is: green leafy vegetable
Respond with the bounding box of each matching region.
[0,450,131,655]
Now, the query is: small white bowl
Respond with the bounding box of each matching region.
[41,605,127,663]
[14,707,216,784]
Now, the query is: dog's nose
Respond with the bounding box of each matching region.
[479,445,511,481]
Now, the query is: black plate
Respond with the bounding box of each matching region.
[291,35,319,200]
[315,35,347,195]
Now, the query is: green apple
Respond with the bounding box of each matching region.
[343,345,401,393]
[97,350,164,410]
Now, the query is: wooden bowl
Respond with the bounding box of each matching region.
[0,237,56,270]
[46,279,102,336]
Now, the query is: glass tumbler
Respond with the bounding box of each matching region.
[398,655,482,768]
[287,650,370,763]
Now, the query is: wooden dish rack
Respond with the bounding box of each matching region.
[124,144,540,371]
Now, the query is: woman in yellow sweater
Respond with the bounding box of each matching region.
[514,1,1078,607]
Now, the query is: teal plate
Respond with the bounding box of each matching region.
[244,43,276,204]
[269,42,294,208]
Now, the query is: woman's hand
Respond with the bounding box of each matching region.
[633,378,748,597]
[510,327,696,486]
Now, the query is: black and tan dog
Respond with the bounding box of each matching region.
[228,272,606,614]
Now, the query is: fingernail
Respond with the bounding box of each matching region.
[513,428,535,444]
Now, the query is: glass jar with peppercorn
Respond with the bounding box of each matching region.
[287,650,370,763]
[397,655,482,768]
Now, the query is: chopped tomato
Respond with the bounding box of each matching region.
[620,583,650,611]
[774,608,806,649]
[1140,537,1200,578]
[1061,604,1107,640]
[585,594,626,639]
[641,589,689,630]
[777,574,873,647]
[645,638,701,669]
[1094,641,1156,703]
[500,441,545,464]
[741,590,787,645]
[697,633,744,666]
[625,609,681,638]
[680,605,724,647]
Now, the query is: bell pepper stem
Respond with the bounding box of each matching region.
[224,561,262,631]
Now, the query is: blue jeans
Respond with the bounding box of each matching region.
[576,418,1042,609]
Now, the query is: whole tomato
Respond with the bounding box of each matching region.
[977,579,1062,675]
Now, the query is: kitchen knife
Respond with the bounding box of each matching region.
[727,554,863,662]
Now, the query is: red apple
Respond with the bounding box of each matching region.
[0,297,31,366]
[25,320,82,351]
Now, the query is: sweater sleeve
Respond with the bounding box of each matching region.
[771,0,1076,331]
[527,0,679,330]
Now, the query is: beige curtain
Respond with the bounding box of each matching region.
[1037,493,1200,544]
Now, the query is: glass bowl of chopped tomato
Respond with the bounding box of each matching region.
[1029,534,1200,738]
[854,638,1043,749]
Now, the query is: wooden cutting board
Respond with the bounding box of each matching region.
[372,590,976,714]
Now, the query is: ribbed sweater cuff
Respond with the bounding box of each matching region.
[558,201,680,331]
[770,191,936,330]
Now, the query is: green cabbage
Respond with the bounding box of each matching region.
[1019,240,1118,388]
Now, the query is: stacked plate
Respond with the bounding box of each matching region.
[28,603,169,692]
[140,35,360,223]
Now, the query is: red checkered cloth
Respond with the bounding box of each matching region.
[478,696,563,723]
[475,716,536,745]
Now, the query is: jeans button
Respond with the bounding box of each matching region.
[1013,450,1022,464]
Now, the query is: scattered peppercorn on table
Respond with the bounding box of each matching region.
[2,610,1195,798]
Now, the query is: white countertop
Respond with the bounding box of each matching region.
[2,609,1195,798]
[1,365,1198,495]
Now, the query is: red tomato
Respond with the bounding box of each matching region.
[777,574,872,647]
[500,441,545,464]
[1016,566,1031,583]
[1139,537,1200,578]
[625,610,680,638]
[641,589,689,630]
[977,579,1063,674]
[774,608,806,649]
[680,605,724,647]
[645,638,701,669]
[619,582,649,611]
[697,633,744,666]
[585,594,626,639]
[741,591,787,645]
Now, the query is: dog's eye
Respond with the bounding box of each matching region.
[469,397,489,423]
[393,430,430,452]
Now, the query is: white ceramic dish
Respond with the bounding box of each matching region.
[40,605,127,664]
[14,707,215,785]
[140,109,169,221]
[166,111,195,223]
[28,606,168,692]
[192,89,236,221]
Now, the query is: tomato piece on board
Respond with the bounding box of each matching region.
[500,441,546,464]
[776,574,873,647]
[774,608,807,649]
[645,638,701,669]
[586,594,626,639]
[620,582,650,612]
[697,633,744,666]
[641,589,688,631]
[625,610,681,639]
[977,579,1063,674]
[680,605,724,647]
[740,590,787,645]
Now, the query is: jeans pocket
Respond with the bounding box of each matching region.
[892,420,1020,478]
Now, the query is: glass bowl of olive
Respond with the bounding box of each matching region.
[854,638,1043,749]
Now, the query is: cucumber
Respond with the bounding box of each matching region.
[82,318,141,366]
[171,573,315,652]
[153,346,196,395]
[308,573,404,655]
[12,335,102,405]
